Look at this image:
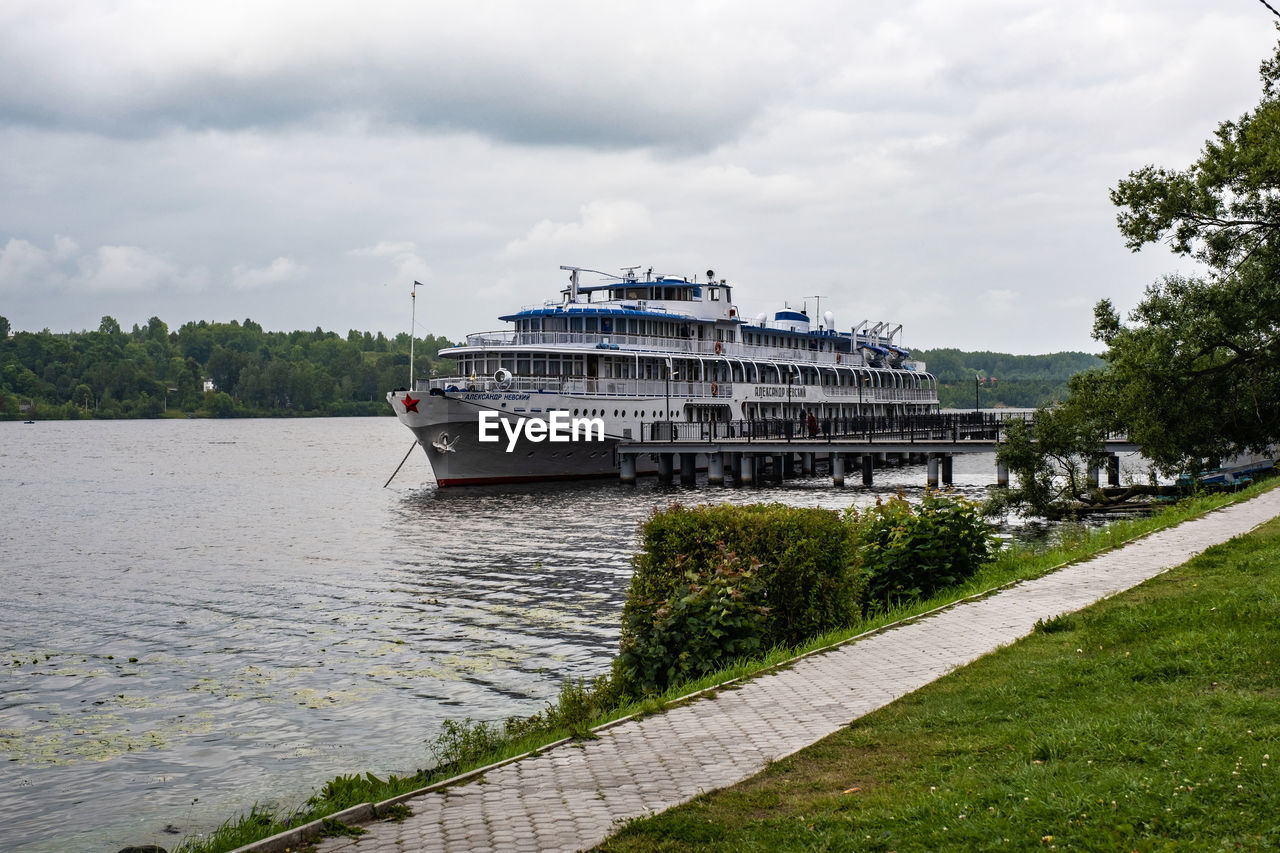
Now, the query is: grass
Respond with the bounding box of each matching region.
[175,478,1277,853]
[597,512,1280,851]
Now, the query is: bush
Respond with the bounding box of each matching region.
[426,717,504,771]
[616,503,860,697]
[851,491,996,614]
[617,544,769,696]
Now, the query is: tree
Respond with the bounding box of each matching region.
[990,35,1280,514]
[1095,35,1280,473]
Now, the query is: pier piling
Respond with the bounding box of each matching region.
[708,452,724,485]
[657,453,673,485]
[680,453,697,486]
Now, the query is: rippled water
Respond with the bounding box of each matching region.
[1,417,1010,851]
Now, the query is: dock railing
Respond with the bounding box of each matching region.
[640,411,1030,444]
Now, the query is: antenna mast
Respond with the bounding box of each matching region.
[409,280,421,388]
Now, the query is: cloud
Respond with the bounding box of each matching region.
[983,288,1018,315]
[231,257,305,290]
[349,241,430,285]
[0,238,55,292]
[0,236,209,295]
[0,1,794,151]
[75,245,188,292]
[503,200,653,257]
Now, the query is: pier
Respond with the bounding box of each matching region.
[617,412,1135,488]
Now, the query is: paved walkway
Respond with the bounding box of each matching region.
[312,489,1280,853]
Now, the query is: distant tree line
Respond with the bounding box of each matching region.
[0,314,455,419]
[0,312,1103,420]
[913,348,1103,409]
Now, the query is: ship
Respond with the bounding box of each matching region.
[388,265,940,486]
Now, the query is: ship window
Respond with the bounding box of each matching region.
[710,288,719,301]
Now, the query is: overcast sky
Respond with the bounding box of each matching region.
[1,1,1276,354]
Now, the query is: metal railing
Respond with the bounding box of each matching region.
[638,412,1032,444]
[418,375,734,400]
[455,330,928,373]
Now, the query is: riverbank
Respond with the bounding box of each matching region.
[180,480,1279,852]
[602,505,1280,851]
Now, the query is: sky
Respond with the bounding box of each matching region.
[1,1,1276,354]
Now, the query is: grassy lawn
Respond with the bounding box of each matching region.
[598,515,1280,852]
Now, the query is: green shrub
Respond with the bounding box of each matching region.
[617,544,769,696]
[851,491,996,614]
[616,503,860,697]
[426,717,503,771]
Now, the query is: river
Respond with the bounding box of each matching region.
[2,416,1018,851]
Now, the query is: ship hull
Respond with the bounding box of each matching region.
[391,390,649,486]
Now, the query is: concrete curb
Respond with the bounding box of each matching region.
[226,803,373,853]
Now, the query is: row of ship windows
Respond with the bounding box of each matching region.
[570,408,674,419]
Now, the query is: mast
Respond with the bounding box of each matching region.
[410,280,421,388]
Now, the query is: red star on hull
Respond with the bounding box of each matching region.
[401,394,420,413]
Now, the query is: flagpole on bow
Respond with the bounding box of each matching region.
[409,280,421,389]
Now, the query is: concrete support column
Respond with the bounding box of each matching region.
[802,452,814,475]
[862,453,874,486]
[740,453,754,485]
[941,455,954,486]
[927,455,940,488]
[620,453,637,484]
[774,454,787,483]
[680,452,697,486]
[1107,454,1120,487]
[657,453,674,484]
[831,453,845,487]
[707,452,724,485]
[996,461,1009,488]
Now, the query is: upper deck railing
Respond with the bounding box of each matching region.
[454,330,927,373]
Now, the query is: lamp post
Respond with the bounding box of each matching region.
[975,376,980,413]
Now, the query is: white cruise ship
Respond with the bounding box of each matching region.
[388,265,939,486]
